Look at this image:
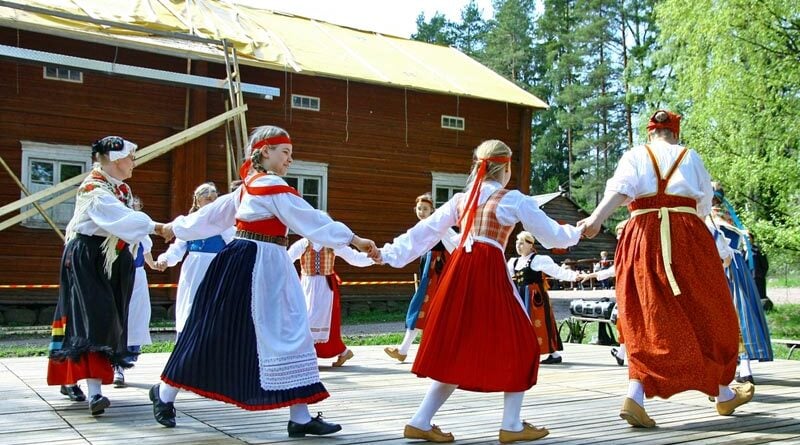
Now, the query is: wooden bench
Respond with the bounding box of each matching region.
[772,338,800,360]
[559,316,617,345]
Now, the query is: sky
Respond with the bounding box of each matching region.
[233,0,495,38]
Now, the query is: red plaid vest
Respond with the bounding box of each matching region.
[299,243,335,276]
[459,188,514,247]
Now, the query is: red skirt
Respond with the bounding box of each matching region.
[412,243,539,392]
[47,351,114,385]
[617,199,739,398]
[314,274,347,358]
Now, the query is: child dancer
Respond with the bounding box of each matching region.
[154,182,235,336]
[288,237,373,367]
[507,231,584,365]
[379,140,582,443]
[579,110,753,428]
[150,126,377,438]
[385,193,457,363]
[48,136,166,416]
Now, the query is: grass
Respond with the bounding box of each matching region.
[342,309,406,325]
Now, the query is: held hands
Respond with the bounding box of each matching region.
[577,215,602,239]
[351,235,383,264]
[152,259,169,272]
[579,272,598,284]
[154,223,175,242]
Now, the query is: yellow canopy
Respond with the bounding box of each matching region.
[0,0,548,108]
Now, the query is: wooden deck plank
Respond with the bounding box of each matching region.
[1,343,799,444]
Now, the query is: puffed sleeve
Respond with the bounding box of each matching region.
[158,238,188,267]
[266,194,354,249]
[86,193,155,244]
[334,245,374,267]
[380,197,460,268]
[604,150,639,200]
[498,191,582,249]
[287,238,308,263]
[171,192,237,241]
[530,255,579,281]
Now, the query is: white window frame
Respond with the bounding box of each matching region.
[43,66,83,83]
[431,172,468,208]
[291,94,321,111]
[441,115,465,131]
[285,160,328,211]
[20,141,92,229]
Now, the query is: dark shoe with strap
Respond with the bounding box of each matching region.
[89,394,110,416]
[287,412,342,437]
[60,385,86,402]
[610,348,625,366]
[149,383,176,428]
[735,373,755,385]
[540,354,563,365]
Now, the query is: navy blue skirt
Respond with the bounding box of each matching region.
[161,239,329,410]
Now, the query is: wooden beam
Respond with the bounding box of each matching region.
[0,156,65,240]
[0,105,248,229]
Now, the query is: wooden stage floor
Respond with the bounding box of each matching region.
[2,343,799,444]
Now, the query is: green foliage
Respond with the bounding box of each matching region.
[651,0,800,257]
[766,304,800,341]
[411,12,456,45]
[0,345,47,358]
[342,309,406,325]
[342,333,408,346]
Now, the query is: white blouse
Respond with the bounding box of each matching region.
[287,238,373,268]
[381,181,582,268]
[604,141,715,216]
[508,253,580,282]
[170,175,353,248]
[69,177,155,244]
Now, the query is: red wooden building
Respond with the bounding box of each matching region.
[0,1,551,313]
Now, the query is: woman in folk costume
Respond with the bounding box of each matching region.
[710,185,773,384]
[154,182,235,337]
[507,231,584,365]
[113,197,156,388]
[288,237,373,367]
[579,110,753,428]
[379,140,582,443]
[48,136,165,416]
[149,126,378,438]
[385,193,457,363]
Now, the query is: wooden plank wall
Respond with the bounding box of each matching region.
[0,28,535,304]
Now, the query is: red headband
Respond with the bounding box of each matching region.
[251,135,292,151]
[646,110,681,138]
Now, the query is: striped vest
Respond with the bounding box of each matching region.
[299,243,335,276]
[459,188,514,247]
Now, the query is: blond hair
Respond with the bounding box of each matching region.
[465,139,512,189]
[516,231,535,245]
[190,182,218,213]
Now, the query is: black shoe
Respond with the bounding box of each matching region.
[60,385,86,402]
[89,394,110,416]
[113,367,126,388]
[287,412,342,437]
[610,348,625,366]
[735,374,755,385]
[149,383,176,428]
[540,354,563,365]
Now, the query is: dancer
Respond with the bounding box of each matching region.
[384,193,457,363]
[48,136,166,416]
[288,237,373,366]
[711,185,773,384]
[379,139,582,443]
[579,110,753,428]
[154,182,235,336]
[149,126,377,438]
[507,231,584,365]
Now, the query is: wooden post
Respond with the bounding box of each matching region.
[0,156,64,240]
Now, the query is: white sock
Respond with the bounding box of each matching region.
[86,378,102,398]
[501,392,525,432]
[399,329,419,355]
[550,351,561,359]
[739,355,752,377]
[617,344,627,360]
[409,380,458,430]
[717,385,735,402]
[159,382,180,403]
[290,403,312,424]
[627,380,644,407]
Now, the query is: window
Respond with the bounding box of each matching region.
[431,172,468,208]
[284,160,328,210]
[441,115,465,131]
[20,142,91,228]
[43,66,83,83]
[291,94,320,111]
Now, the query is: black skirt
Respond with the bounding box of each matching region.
[49,234,134,367]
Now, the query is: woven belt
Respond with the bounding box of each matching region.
[235,230,288,247]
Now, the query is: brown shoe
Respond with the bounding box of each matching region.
[717,382,755,415]
[403,424,454,443]
[619,397,656,428]
[384,347,407,362]
[499,421,549,443]
[332,349,354,367]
